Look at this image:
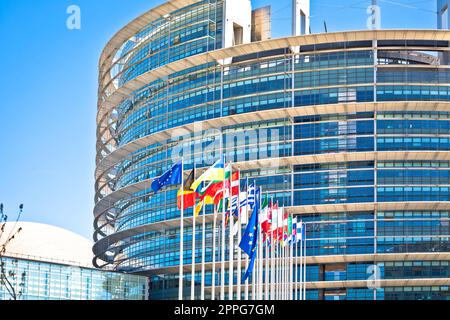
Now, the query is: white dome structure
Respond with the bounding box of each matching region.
[0,222,93,267]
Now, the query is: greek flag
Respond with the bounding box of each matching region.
[247,182,256,209]
[230,195,239,216]
[238,183,256,224]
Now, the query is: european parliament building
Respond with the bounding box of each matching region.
[94,0,450,300]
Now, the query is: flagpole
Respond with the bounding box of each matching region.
[258,190,263,300]
[274,210,278,300]
[299,220,303,300]
[282,208,285,300]
[282,239,285,300]
[294,235,298,300]
[279,235,282,301]
[251,182,256,301]
[294,216,298,300]
[287,213,290,300]
[255,191,259,300]
[290,227,293,300]
[282,228,284,301]
[212,205,217,300]
[276,206,280,300]
[263,192,268,301]
[254,229,258,300]
[258,218,264,300]
[228,162,234,300]
[264,230,269,300]
[286,222,289,301]
[179,157,185,300]
[270,198,275,300]
[303,222,307,300]
[282,235,285,300]
[201,201,206,300]
[281,216,284,300]
[279,206,282,300]
[270,227,274,300]
[270,219,274,299]
[285,240,287,300]
[236,168,242,300]
[220,155,226,300]
[191,188,196,300]
[251,244,256,300]
[220,201,225,300]
[244,177,249,300]
[286,210,289,300]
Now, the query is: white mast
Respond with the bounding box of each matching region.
[258,190,263,300]
[228,163,234,300]
[211,205,217,300]
[178,158,185,300]
[303,222,307,300]
[236,168,242,300]
[200,201,206,300]
[191,163,197,300]
[244,177,250,300]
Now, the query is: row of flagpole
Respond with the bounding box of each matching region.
[151,156,307,300]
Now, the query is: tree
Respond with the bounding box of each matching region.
[0,203,24,300]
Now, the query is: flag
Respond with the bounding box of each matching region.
[225,171,240,196]
[297,220,305,243]
[228,170,240,218]
[239,182,256,220]
[199,181,224,205]
[194,200,204,217]
[177,170,196,210]
[260,195,271,236]
[151,162,182,194]
[284,214,293,246]
[269,201,278,244]
[292,217,298,243]
[261,195,268,210]
[277,205,285,241]
[247,183,256,209]
[239,188,260,282]
[190,158,225,192]
[230,195,240,219]
[237,191,250,225]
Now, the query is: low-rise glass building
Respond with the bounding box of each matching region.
[0,222,148,300]
[0,256,148,300]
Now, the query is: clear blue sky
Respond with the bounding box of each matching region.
[0,0,437,240]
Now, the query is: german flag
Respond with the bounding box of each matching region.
[177,170,196,210]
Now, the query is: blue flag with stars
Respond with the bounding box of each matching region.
[239,187,260,282]
[151,162,182,194]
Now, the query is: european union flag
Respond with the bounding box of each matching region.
[151,162,183,194]
[239,187,260,282]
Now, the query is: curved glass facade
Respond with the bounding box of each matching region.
[95,0,450,300]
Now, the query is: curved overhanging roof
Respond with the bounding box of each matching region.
[98,29,450,111]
